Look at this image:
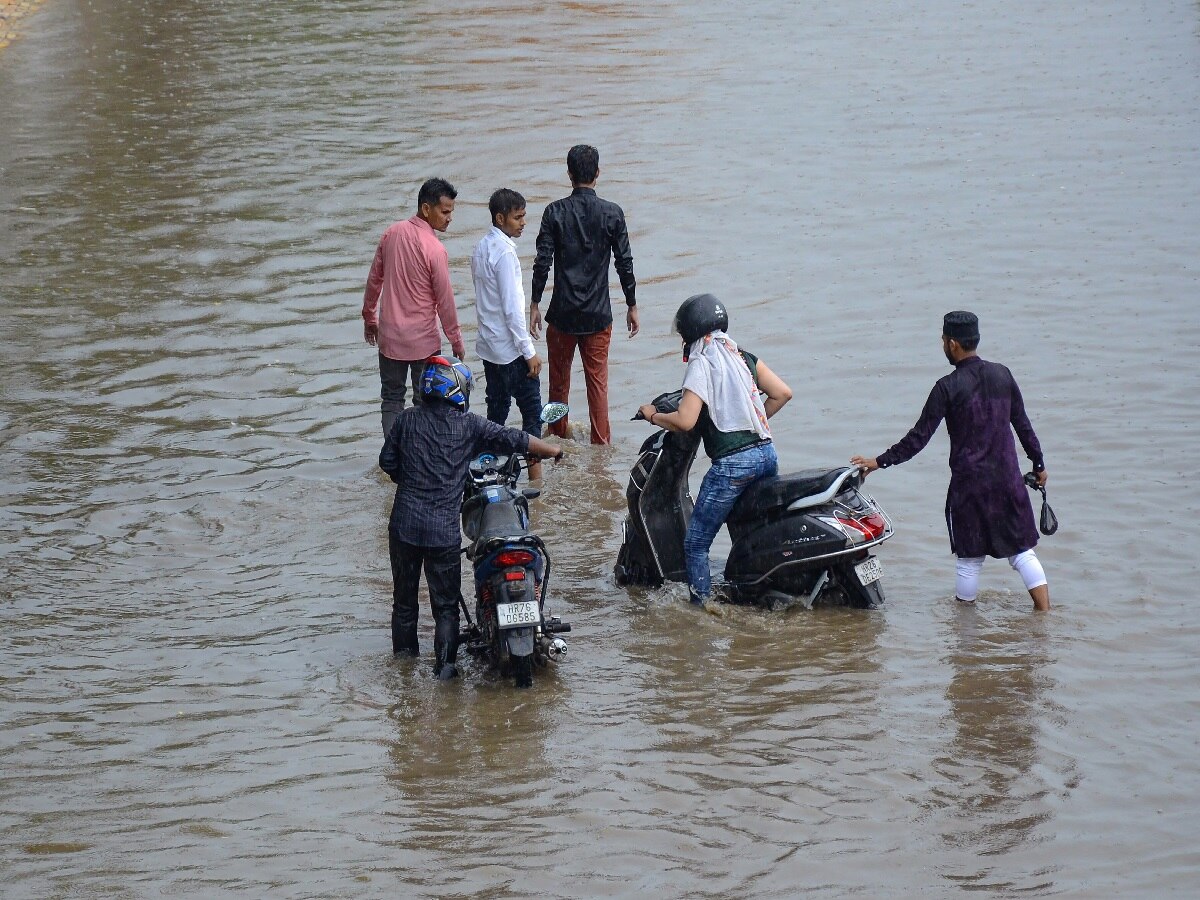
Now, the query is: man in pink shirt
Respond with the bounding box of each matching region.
[362,177,467,438]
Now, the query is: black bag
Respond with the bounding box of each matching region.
[1023,472,1059,536]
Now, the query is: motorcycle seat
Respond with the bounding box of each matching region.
[475,497,528,541]
[727,468,851,523]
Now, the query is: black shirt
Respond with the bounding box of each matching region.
[378,403,530,547]
[531,187,636,335]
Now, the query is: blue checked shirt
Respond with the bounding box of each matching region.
[379,403,530,547]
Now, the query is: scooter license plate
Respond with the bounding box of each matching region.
[854,556,883,586]
[496,600,540,629]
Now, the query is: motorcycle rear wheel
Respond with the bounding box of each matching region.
[511,653,533,689]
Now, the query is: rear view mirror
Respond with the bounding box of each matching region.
[540,402,568,425]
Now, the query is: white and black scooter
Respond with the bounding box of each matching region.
[615,391,895,609]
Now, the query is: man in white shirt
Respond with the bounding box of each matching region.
[471,188,546,478]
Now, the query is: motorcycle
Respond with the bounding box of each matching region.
[615,391,894,609]
[458,404,571,687]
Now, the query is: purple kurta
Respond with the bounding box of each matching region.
[877,356,1044,558]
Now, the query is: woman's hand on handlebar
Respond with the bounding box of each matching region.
[639,391,701,432]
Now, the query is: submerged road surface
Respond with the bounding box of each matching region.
[1,0,1198,896]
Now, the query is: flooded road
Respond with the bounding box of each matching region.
[2,0,1198,895]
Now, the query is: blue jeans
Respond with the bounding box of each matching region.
[482,356,543,437]
[684,442,778,602]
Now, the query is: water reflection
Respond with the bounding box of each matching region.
[586,602,890,890]
[935,611,1057,890]
[385,667,561,786]
[378,655,575,896]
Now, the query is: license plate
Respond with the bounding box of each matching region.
[854,556,883,586]
[496,600,540,628]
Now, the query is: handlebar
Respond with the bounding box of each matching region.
[471,448,562,488]
[471,451,524,479]
[632,389,684,421]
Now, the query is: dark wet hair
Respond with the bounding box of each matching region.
[417,177,457,209]
[488,188,526,223]
[957,335,980,351]
[567,145,599,184]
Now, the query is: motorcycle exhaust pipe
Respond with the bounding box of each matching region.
[537,635,568,658]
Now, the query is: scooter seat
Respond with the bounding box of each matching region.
[727,468,849,524]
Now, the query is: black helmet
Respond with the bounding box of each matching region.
[420,355,473,411]
[674,293,729,347]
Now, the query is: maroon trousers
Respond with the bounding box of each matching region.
[545,324,612,445]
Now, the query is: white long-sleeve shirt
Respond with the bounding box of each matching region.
[471,226,536,365]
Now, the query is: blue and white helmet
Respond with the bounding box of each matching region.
[420,355,473,411]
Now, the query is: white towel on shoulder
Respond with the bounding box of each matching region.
[681,331,771,439]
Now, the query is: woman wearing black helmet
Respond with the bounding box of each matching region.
[638,294,793,605]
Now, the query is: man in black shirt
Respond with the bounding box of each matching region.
[530,145,638,445]
[379,356,564,679]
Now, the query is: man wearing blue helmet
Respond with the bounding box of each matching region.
[379,355,564,679]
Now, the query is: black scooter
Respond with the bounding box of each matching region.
[615,392,894,609]
[458,405,571,687]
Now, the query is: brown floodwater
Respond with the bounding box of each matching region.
[2,0,1198,896]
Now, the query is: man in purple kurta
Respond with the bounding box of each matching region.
[852,312,1051,611]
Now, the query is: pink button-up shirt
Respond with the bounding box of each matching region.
[362,215,464,361]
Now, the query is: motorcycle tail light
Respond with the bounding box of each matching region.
[504,570,526,582]
[494,549,535,567]
[836,513,887,541]
[817,515,855,542]
[858,513,888,539]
